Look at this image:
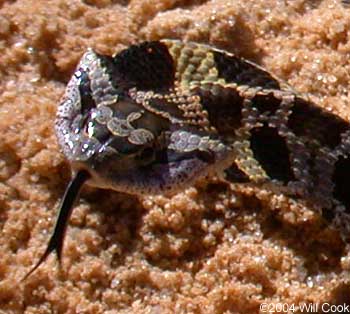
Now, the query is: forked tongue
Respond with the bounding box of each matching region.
[21,170,90,281]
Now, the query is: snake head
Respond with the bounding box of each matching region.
[55,44,229,195]
[25,42,230,280]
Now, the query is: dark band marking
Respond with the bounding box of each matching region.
[146,95,187,121]
[198,84,244,135]
[251,92,281,115]
[288,98,349,149]
[224,162,250,183]
[332,156,350,210]
[109,136,139,155]
[111,41,175,91]
[250,124,295,183]
[213,51,280,89]
[196,150,216,164]
[78,69,96,114]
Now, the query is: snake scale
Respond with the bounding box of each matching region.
[23,39,350,279]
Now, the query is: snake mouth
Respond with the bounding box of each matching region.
[132,157,209,194]
[83,148,211,195]
[134,150,213,193]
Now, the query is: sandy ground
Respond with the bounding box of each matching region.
[1,0,350,313]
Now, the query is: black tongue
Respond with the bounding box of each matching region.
[21,170,90,281]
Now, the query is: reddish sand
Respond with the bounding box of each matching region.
[1,0,350,313]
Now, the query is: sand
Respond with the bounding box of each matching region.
[1,0,350,313]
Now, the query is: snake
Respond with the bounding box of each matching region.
[22,39,350,279]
